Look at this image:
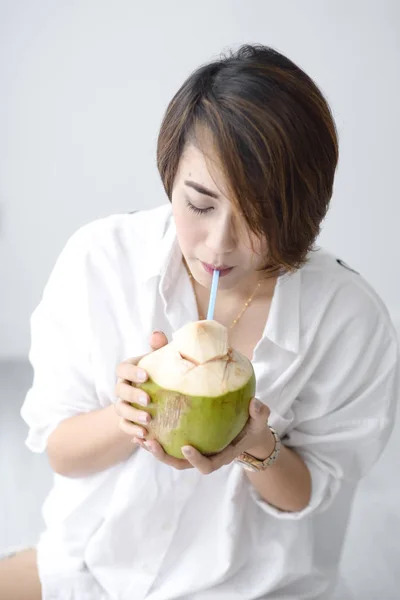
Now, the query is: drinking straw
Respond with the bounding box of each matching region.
[206,269,220,320]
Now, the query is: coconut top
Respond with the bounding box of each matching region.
[138,320,254,397]
[172,320,229,363]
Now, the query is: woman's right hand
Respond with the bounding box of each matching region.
[114,331,168,443]
[114,330,194,471]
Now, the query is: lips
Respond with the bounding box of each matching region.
[201,262,234,277]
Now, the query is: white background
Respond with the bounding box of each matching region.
[0,3,399,597]
[0,0,399,359]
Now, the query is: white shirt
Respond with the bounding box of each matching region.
[21,204,399,600]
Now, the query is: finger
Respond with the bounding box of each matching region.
[132,436,148,450]
[249,398,270,426]
[116,362,148,384]
[115,381,150,407]
[119,418,148,440]
[144,439,193,471]
[115,399,151,425]
[116,332,168,384]
[149,331,168,351]
[195,433,252,472]
[180,446,215,474]
[203,425,255,470]
[180,445,233,474]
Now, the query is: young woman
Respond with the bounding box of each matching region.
[1,44,398,600]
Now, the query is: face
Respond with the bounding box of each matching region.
[171,142,267,290]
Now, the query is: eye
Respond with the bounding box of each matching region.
[186,199,214,216]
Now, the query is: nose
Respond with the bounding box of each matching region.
[205,213,236,255]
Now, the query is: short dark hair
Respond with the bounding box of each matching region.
[157,44,339,273]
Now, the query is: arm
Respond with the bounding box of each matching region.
[244,433,312,512]
[47,405,137,478]
[242,312,399,517]
[176,399,312,512]
[20,224,166,474]
[47,332,169,478]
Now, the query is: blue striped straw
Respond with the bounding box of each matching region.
[206,269,220,320]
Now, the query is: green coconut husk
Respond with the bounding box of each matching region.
[133,320,255,459]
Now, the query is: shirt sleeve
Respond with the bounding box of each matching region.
[21,225,101,453]
[251,297,399,520]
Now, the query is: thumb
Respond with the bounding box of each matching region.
[249,398,270,422]
[149,330,168,351]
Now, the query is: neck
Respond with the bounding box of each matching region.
[186,262,277,322]
[216,272,276,303]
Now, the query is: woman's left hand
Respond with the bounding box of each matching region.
[136,398,275,474]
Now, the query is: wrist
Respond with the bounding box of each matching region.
[246,427,276,460]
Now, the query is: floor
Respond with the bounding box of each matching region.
[1,360,399,598]
[0,361,53,554]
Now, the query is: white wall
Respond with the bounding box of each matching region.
[0,0,399,359]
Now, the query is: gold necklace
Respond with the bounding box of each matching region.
[188,271,261,330]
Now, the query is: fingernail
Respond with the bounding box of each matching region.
[137,394,149,407]
[136,369,147,382]
[152,330,163,335]
[138,412,149,423]
[182,446,192,456]
[253,399,262,413]
[144,441,153,452]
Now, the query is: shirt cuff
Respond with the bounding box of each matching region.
[24,421,64,453]
[248,454,341,520]
[21,398,79,454]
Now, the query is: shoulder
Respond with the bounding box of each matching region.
[298,248,397,358]
[50,204,173,277]
[40,204,174,305]
[63,204,172,257]
[289,249,399,432]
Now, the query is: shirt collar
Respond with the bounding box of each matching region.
[139,208,301,355]
[263,269,301,354]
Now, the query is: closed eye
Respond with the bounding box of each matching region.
[186,199,214,216]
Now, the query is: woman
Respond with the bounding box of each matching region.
[1,44,398,599]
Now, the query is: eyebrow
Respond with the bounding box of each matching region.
[184,180,219,199]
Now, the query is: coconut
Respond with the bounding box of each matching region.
[134,320,255,458]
